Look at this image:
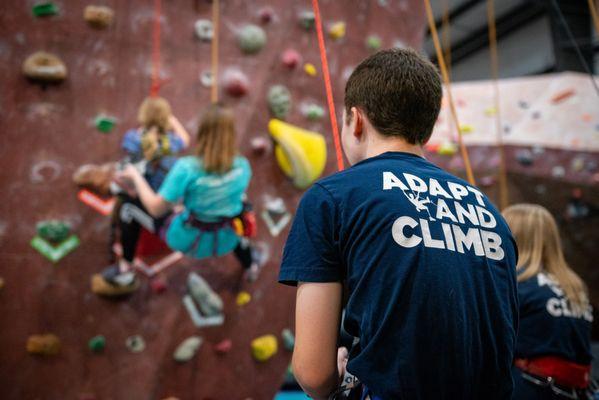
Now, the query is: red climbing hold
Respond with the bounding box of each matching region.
[214,339,233,355]
[223,69,249,98]
[258,7,275,24]
[281,49,301,70]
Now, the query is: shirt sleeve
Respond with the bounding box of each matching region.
[158,159,189,203]
[167,132,186,153]
[279,183,342,286]
[122,129,142,158]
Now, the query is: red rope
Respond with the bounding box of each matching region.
[311,0,345,171]
[150,0,162,97]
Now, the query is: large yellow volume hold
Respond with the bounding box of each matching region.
[251,334,278,362]
[268,119,327,190]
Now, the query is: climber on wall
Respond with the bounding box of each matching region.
[279,49,518,400]
[503,204,593,400]
[101,96,191,287]
[99,103,259,291]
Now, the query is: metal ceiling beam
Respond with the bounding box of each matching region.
[426,0,485,37]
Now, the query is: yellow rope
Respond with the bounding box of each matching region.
[589,0,599,36]
[487,0,509,210]
[210,0,220,103]
[424,0,476,185]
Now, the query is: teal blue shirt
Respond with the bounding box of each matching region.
[158,155,252,259]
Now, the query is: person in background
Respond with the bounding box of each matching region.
[503,204,593,400]
[102,103,258,290]
[101,96,191,288]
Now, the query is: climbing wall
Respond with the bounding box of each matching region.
[0,1,426,399]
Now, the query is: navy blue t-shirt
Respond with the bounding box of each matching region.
[279,152,519,400]
[516,272,592,364]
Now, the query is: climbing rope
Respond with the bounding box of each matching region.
[589,0,599,35]
[311,0,345,171]
[150,0,162,97]
[486,0,509,210]
[424,0,476,185]
[210,0,220,103]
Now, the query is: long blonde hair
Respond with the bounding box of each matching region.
[196,103,236,174]
[138,96,171,134]
[503,203,588,312]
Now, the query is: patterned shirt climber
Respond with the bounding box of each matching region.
[158,155,251,259]
[121,128,186,191]
[279,151,519,400]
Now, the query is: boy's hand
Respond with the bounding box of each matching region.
[337,346,349,380]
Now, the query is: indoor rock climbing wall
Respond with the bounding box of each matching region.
[0,1,426,399]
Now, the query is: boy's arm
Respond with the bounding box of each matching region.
[293,281,343,400]
[168,115,191,147]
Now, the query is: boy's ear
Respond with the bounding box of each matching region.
[352,107,364,140]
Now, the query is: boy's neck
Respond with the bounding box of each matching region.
[364,135,424,160]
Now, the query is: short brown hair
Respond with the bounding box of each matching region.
[138,96,171,134]
[344,48,442,144]
[196,103,237,174]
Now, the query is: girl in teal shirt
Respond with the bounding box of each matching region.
[102,104,257,289]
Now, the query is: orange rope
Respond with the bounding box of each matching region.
[210,0,220,103]
[589,0,599,36]
[424,0,476,185]
[487,0,509,210]
[311,0,345,171]
[150,0,162,97]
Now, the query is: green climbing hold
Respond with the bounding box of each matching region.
[299,11,315,30]
[94,115,116,133]
[238,25,267,55]
[32,2,59,17]
[303,104,325,121]
[31,235,80,263]
[281,328,295,351]
[37,220,71,243]
[366,35,382,51]
[268,85,292,119]
[88,335,106,353]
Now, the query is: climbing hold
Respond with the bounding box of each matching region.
[281,49,301,70]
[173,336,203,363]
[515,149,534,166]
[84,5,114,29]
[237,24,267,54]
[531,145,544,155]
[251,334,278,362]
[31,234,80,263]
[91,274,139,297]
[298,10,315,30]
[328,22,346,40]
[268,85,292,119]
[223,69,249,98]
[250,137,271,155]
[484,107,497,116]
[188,272,223,317]
[37,220,71,243]
[551,88,575,104]
[366,35,382,51]
[571,156,586,172]
[281,329,295,351]
[551,165,566,178]
[94,115,117,133]
[518,100,529,109]
[125,335,145,353]
[214,339,233,355]
[258,7,275,24]
[301,103,325,121]
[268,119,327,189]
[32,2,58,17]
[27,334,60,355]
[261,197,292,237]
[436,140,457,156]
[200,71,213,88]
[459,124,473,134]
[304,63,317,77]
[22,51,67,83]
[150,277,167,294]
[183,295,224,328]
[531,111,541,119]
[393,39,407,49]
[236,291,251,307]
[194,19,213,42]
[88,335,106,353]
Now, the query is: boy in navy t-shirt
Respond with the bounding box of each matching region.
[279,48,519,399]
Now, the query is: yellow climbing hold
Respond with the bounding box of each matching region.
[236,291,251,306]
[459,124,473,134]
[484,107,496,117]
[304,63,317,77]
[329,21,346,40]
[268,119,327,190]
[251,334,278,362]
[437,140,458,156]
